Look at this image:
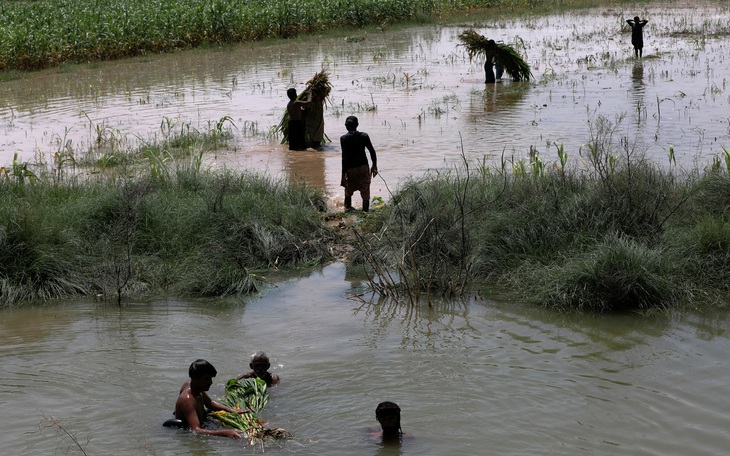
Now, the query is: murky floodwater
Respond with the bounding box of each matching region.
[2,262,730,455]
[2,3,730,207]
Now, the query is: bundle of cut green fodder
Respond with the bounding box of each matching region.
[277,70,333,143]
[211,378,292,443]
[457,29,532,81]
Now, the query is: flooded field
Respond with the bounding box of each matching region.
[2,3,729,206]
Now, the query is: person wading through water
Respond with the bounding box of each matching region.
[340,116,378,213]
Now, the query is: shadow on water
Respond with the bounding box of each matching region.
[631,60,645,97]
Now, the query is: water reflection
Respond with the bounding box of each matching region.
[479,81,530,116]
[374,440,404,456]
[285,149,327,189]
[631,60,645,95]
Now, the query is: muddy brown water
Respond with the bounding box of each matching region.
[3,4,730,455]
[3,262,730,455]
[2,4,729,209]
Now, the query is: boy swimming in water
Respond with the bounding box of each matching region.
[375,401,403,441]
[237,351,280,387]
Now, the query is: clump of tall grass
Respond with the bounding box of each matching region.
[533,234,675,312]
[356,116,730,312]
[0,139,331,308]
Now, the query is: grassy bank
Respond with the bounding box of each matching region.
[355,115,730,312]
[0,127,331,307]
[0,0,642,72]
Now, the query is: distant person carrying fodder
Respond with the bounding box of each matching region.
[277,70,332,149]
[457,29,532,83]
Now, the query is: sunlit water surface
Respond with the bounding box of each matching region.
[2,262,730,455]
[1,3,729,207]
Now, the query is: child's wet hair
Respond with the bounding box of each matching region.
[188,359,217,378]
[251,351,270,362]
[375,401,401,418]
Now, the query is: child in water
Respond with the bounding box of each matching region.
[375,401,403,442]
[237,351,280,387]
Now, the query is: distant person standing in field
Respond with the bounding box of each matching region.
[626,16,649,58]
[340,116,378,213]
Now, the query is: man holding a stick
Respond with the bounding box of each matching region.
[340,116,378,213]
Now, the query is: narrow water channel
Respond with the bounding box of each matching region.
[2,262,730,455]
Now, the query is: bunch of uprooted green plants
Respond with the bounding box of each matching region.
[352,115,730,313]
[0,129,332,308]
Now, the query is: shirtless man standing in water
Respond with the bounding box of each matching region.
[340,116,378,212]
[175,359,250,438]
[286,88,311,150]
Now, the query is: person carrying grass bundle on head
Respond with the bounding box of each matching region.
[171,359,252,439]
[457,29,532,83]
[626,16,649,58]
[483,39,499,84]
[237,351,280,387]
[340,116,378,213]
[276,71,332,149]
[305,90,326,148]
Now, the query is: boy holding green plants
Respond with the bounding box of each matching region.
[174,359,251,439]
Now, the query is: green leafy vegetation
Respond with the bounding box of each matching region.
[0,126,332,307]
[212,378,292,443]
[354,114,730,312]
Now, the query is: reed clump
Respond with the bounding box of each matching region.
[356,120,730,312]
[0,136,332,308]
